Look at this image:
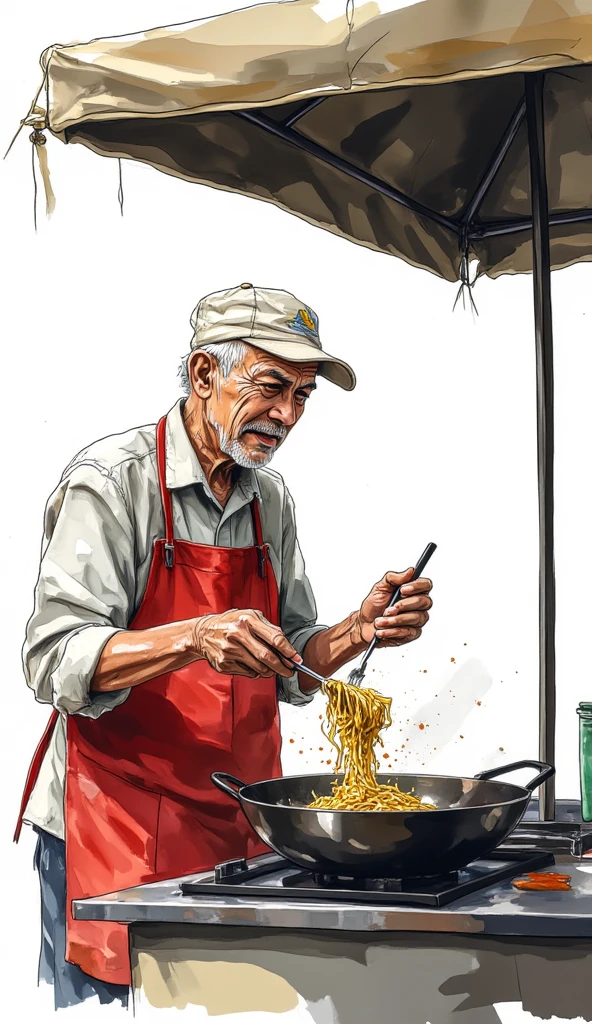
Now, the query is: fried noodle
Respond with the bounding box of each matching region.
[308,679,435,812]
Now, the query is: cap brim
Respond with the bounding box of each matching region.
[218,335,357,391]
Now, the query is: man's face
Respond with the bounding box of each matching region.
[207,346,318,469]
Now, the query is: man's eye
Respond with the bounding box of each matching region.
[295,392,311,405]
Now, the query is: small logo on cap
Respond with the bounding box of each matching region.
[288,307,318,339]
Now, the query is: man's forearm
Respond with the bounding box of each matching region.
[299,612,367,691]
[91,620,202,693]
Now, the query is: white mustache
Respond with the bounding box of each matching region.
[240,420,287,440]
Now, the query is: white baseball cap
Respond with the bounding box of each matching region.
[190,282,356,391]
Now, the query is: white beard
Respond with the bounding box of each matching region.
[210,417,285,469]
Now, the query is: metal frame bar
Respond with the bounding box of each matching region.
[470,208,592,240]
[283,97,328,128]
[461,100,526,230]
[239,106,592,244]
[236,109,461,234]
[525,72,556,822]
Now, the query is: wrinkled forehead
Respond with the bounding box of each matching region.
[243,345,318,383]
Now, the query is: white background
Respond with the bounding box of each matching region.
[1,2,592,1021]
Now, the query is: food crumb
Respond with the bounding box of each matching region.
[450,657,456,663]
[289,738,295,743]
[419,723,425,730]
[298,750,303,754]
[477,701,482,706]
[423,669,427,673]
[383,753,389,759]
[499,747,504,752]
[319,747,323,751]
[460,735,464,739]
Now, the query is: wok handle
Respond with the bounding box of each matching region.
[474,759,555,792]
[210,772,246,802]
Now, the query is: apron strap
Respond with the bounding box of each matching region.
[157,414,266,579]
[13,709,59,843]
[156,416,175,568]
[251,497,267,580]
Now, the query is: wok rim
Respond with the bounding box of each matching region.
[235,770,532,815]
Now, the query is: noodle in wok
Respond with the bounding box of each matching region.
[308,679,435,812]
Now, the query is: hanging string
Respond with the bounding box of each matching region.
[453,240,479,316]
[117,159,124,216]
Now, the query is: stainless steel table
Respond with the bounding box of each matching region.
[75,859,592,1021]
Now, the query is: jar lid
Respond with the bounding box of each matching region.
[577,702,592,714]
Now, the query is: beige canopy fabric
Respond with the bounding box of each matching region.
[25,0,592,281]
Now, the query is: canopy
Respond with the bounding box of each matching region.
[27,0,592,282]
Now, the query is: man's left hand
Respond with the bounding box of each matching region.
[355,569,433,648]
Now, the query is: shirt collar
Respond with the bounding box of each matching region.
[164,399,260,499]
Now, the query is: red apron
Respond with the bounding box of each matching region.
[15,415,282,986]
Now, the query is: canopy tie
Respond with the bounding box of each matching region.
[4,47,59,230]
[30,127,55,231]
[453,238,479,316]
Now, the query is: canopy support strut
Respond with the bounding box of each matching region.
[237,109,460,234]
[525,72,556,822]
[462,99,526,230]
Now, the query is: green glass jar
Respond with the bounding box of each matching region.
[577,703,592,821]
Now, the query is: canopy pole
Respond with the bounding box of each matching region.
[525,72,556,822]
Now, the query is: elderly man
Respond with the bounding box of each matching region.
[15,283,432,1008]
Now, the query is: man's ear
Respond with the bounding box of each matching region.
[189,351,217,399]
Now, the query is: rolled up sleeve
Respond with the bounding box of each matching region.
[278,488,327,706]
[23,464,136,716]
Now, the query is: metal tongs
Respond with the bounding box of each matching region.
[347,542,436,687]
[289,542,436,690]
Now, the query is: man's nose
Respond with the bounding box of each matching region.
[269,395,297,427]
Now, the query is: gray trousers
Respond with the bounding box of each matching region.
[33,827,129,1010]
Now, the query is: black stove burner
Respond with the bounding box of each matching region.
[309,869,460,892]
[180,848,556,908]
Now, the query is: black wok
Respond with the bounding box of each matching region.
[211,760,554,878]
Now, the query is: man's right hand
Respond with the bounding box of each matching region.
[193,609,301,679]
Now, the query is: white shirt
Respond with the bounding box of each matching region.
[23,399,326,839]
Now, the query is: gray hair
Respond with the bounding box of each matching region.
[178,341,248,395]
